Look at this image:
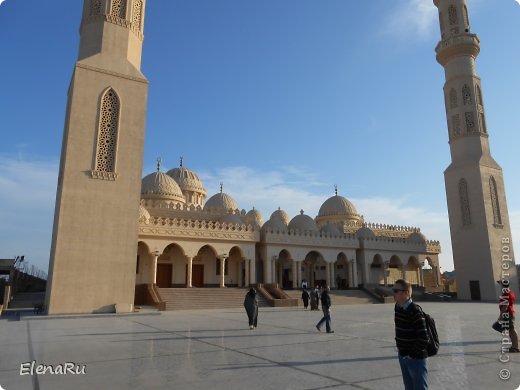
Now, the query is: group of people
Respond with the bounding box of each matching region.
[243,278,517,390]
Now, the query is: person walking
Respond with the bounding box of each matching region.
[302,289,310,310]
[315,286,333,333]
[244,287,258,329]
[393,279,429,390]
[313,285,320,310]
[498,280,519,352]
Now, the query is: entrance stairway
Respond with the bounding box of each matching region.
[156,288,270,311]
[284,289,377,305]
[7,292,45,309]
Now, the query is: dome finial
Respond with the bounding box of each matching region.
[334,184,338,196]
[220,182,223,193]
[300,209,304,215]
[180,156,183,168]
[156,157,162,172]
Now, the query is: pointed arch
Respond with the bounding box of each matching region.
[448,5,458,26]
[95,88,120,173]
[459,178,471,226]
[489,176,502,225]
[110,0,127,19]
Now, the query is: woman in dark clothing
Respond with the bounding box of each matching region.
[302,289,310,310]
[244,287,259,329]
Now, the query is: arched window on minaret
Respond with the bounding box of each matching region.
[90,0,102,16]
[132,0,144,32]
[462,85,472,105]
[489,177,502,226]
[95,88,120,173]
[451,114,461,137]
[448,5,458,25]
[459,178,472,226]
[464,112,475,133]
[110,0,127,19]
[449,88,458,109]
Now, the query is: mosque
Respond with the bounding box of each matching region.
[136,159,441,293]
[44,0,516,314]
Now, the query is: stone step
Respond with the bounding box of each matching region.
[157,288,270,311]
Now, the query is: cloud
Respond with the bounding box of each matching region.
[382,0,438,40]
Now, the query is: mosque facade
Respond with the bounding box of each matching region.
[136,161,441,292]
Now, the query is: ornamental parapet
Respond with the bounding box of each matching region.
[139,216,259,242]
[358,222,421,238]
[262,227,358,248]
[426,240,441,254]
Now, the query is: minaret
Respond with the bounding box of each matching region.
[45,0,148,314]
[433,0,517,300]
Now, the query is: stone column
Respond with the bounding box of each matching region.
[151,251,160,285]
[352,260,358,287]
[383,261,390,286]
[348,260,354,288]
[250,258,256,284]
[400,265,406,280]
[186,256,193,288]
[296,261,302,289]
[325,262,331,287]
[220,256,226,288]
[330,262,335,288]
[419,264,425,287]
[245,258,250,286]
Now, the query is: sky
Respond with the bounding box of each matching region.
[0,0,519,275]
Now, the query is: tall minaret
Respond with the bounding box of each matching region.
[433,0,517,300]
[45,0,148,314]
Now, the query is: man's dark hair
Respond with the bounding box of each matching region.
[394,279,412,296]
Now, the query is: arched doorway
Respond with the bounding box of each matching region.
[370,254,384,285]
[335,253,349,289]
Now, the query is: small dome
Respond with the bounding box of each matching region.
[204,192,239,211]
[288,210,319,232]
[220,213,244,225]
[356,227,375,239]
[321,223,341,236]
[262,218,287,232]
[141,171,185,203]
[166,166,207,196]
[138,204,151,222]
[407,232,426,242]
[245,207,264,227]
[270,207,290,225]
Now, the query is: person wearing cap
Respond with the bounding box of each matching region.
[497,280,518,352]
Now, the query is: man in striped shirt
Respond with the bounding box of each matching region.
[393,279,429,390]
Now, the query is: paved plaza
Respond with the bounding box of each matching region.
[0,301,518,390]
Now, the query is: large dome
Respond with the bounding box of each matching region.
[316,194,362,225]
[288,210,319,233]
[141,171,185,203]
[204,192,239,211]
[166,166,207,196]
[138,204,151,223]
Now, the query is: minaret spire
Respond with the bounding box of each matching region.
[433,0,518,300]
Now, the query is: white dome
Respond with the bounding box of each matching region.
[141,171,185,203]
[138,204,150,222]
[204,192,239,211]
[270,208,290,225]
[288,210,319,232]
[166,166,207,196]
[245,207,264,227]
[262,218,287,232]
[318,195,359,218]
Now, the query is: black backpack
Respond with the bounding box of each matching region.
[415,304,440,357]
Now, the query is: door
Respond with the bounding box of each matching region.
[156,263,172,288]
[192,264,204,287]
[469,280,481,300]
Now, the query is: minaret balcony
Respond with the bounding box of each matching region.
[435,33,480,65]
